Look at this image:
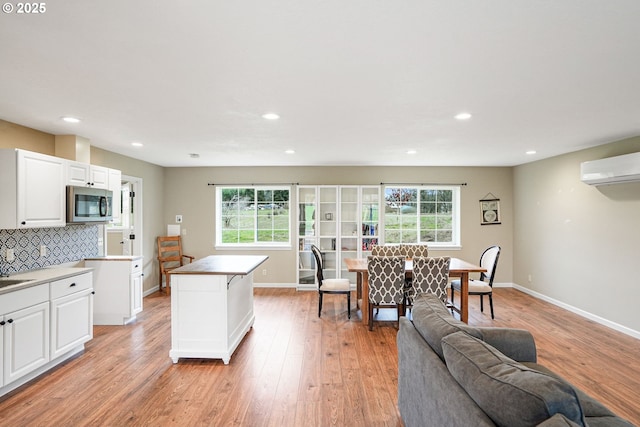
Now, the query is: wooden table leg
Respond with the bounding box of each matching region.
[356,272,362,309]
[459,272,469,323]
[361,271,370,325]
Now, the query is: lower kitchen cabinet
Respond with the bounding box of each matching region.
[50,273,94,359]
[0,269,94,397]
[85,256,144,325]
[0,283,50,386]
[4,301,50,385]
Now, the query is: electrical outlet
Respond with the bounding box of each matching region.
[6,248,15,262]
[40,245,48,257]
[262,269,267,276]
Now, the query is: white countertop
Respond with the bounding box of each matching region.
[0,267,93,295]
[84,256,143,262]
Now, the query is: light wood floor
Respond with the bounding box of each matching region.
[0,288,638,426]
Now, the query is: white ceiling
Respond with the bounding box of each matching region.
[1,1,639,167]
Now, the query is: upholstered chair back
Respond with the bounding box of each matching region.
[402,244,429,259]
[410,257,451,303]
[371,244,402,257]
[367,255,406,304]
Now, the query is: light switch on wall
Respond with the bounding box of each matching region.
[175,215,183,223]
[5,248,15,262]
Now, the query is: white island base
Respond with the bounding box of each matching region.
[169,255,268,365]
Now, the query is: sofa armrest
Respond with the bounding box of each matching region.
[478,327,537,363]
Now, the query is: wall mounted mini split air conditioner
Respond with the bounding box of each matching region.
[580,152,640,185]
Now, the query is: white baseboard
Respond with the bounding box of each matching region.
[512,283,640,340]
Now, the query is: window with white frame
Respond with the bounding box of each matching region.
[383,185,460,247]
[216,186,291,248]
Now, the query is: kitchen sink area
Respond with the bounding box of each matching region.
[0,279,33,288]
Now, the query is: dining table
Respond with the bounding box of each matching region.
[344,257,486,324]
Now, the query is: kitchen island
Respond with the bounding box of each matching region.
[168,255,268,364]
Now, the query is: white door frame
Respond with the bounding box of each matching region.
[124,175,143,257]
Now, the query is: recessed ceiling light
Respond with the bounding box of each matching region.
[285,149,295,154]
[262,113,280,120]
[131,142,143,147]
[407,150,417,155]
[454,112,472,120]
[189,153,200,159]
[526,150,537,155]
[62,116,81,123]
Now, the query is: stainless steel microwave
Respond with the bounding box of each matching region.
[66,186,113,223]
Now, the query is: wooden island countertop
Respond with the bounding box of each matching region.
[169,255,268,276]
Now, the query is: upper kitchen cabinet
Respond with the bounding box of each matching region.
[0,149,66,229]
[65,161,109,189]
[66,161,121,224]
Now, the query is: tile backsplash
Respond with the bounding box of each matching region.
[0,225,99,274]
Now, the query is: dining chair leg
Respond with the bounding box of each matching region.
[318,293,323,317]
[368,303,374,331]
[489,294,494,319]
[480,295,484,313]
[347,293,351,319]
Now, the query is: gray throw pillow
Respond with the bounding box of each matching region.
[411,293,482,360]
[442,331,586,427]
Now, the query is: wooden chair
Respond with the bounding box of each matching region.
[157,236,194,295]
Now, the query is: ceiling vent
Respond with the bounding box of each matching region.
[580,152,640,185]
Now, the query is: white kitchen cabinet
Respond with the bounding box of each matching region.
[0,284,50,386]
[85,256,144,325]
[50,273,94,359]
[169,255,268,365]
[0,149,66,229]
[65,161,109,189]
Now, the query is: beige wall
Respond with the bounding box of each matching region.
[0,119,55,152]
[163,165,514,285]
[513,136,640,333]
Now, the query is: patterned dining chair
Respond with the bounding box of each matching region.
[401,244,429,259]
[406,257,450,310]
[371,244,402,257]
[450,245,501,319]
[367,255,406,331]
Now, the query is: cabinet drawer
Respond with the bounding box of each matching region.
[51,273,93,299]
[131,260,142,274]
[0,283,49,314]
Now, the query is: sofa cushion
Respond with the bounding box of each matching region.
[441,331,586,427]
[410,293,482,360]
[537,413,583,427]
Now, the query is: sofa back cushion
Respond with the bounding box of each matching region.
[442,331,586,427]
[410,293,483,360]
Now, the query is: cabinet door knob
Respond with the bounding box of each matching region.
[21,221,26,225]
[91,291,95,294]
[0,321,5,326]
[70,282,76,287]
[7,319,13,323]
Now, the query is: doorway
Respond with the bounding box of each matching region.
[106,175,143,256]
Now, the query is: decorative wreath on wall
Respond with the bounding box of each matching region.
[479,193,501,225]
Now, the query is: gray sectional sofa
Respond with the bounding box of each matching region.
[397,293,634,427]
